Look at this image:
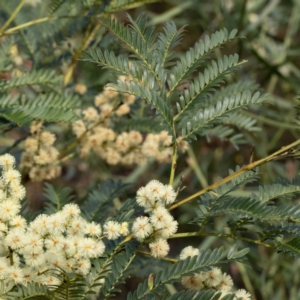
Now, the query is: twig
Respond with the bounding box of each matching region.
[169,139,300,210]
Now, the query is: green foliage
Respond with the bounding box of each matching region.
[1,4,300,300]
[212,196,274,221]
[86,241,128,298]
[0,0,159,127]
[167,28,239,96]
[127,247,226,300]
[81,179,129,222]
[207,166,259,198]
[53,272,87,300]
[83,15,267,144]
[181,91,268,141]
[0,92,79,125]
[107,80,175,136]
[252,175,300,202]
[111,198,138,223]
[161,290,235,300]
[20,197,37,223]
[0,69,60,92]
[174,54,244,120]
[101,242,137,299]
[192,167,259,227]
[277,237,300,258]
[5,282,53,300]
[43,183,75,214]
[192,168,300,260]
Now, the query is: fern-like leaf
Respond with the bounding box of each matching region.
[174,54,245,121]
[81,49,144,84]
[43,183,75,214]
[192,168,259,226]
[226,112,261,132]
[252,175,300,202]
[126,13,157,51]
[107,81,175,137]
[0,69,61,91]
[203,80,260,108]
[127,247,225,300]
[204,125,246,148]
[5,282,53,300]
[274,204,300,223]
[111,198,139,223]
[181,91,268,141]
[82,179,129,222]
[160,290,234,300]
[155,21,185,67]
[277,237,300,257]
[99,16,165,87]
[0,92,79,125]
[167,28,239,96]
[263,224,300,239]
[212,197,275,221]
[101,243,137,299]
[20,197,37,223]
[53,272,87,300]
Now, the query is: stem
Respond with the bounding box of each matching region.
[169,142,177,186]
[237,262,257,300]
[63,5,102,86]
[237,0,248,56]
[0,0,26,34]
[59,117,104,159]
[138,250,178,263]
[242,111,299,129]
[170,232,273,248]
[0,134,30,155]
[0,15,81,37]
[139,99,146,117]
[58,152,75,164]
[169,139,300,210]
[120,233,134,245]
[9,248,14,265]
[187,146,208,188]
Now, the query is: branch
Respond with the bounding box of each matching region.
[170,232,273,248]
[0,0,26,34]
[169,139,177,186]
[169,139,300,210]
[138,250,178,263]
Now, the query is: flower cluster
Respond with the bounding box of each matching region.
[20,122,61,181]
[179,246,251,300]
[0,154,129,288]
[132,180,178,258]
[72,79,188,166]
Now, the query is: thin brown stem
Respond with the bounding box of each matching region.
[0,0,26,34]
[0,15,79,37]
[169,142,177,186]
[169,139,300,210]
[138,250,178,263]
[63,6,102,85]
